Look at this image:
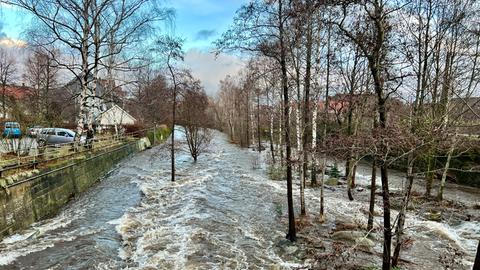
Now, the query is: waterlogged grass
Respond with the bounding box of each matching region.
[147,127,171,145]
[268,165,286,181]
[275,203,283,217]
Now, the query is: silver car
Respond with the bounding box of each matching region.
[37,128,84,147]
[27,125,43,137]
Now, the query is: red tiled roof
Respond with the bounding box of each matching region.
[1,85,31,99]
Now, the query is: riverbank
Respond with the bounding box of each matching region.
[0,129,170,268]
[263,156,480,269]
[0,127,171,241]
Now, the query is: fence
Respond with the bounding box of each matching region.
[0,126,166,179]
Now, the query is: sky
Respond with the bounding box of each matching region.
[167,0,247,96]
[0,0,247,96]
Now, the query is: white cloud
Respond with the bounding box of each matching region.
[0,38,26,48]
[183,48,244,96]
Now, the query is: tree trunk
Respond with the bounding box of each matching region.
[425,155,435,197]
[303,0,313,187]
[257,92,261,152]
[474,240,480,270]
[319,156,326,222]
[279,0,296,242]
[168,59,177,182]
[311,100,317,184]
[437,135,456,201]
[347,157,355,201]
[367,159,377,231]
[171,88,176,182]
[392,158,415,267]
[297,80,305,216]
[2,85,6,119]
[268,91,276,164]
[373,69,392,270]
[380,164,392,270]
[279,104,284,167]
[319,20,332,223]
[75,3,91,148]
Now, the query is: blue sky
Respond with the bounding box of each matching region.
[168,0,246,50]
[0,0,247,95]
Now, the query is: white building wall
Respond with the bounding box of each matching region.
[98,106,135,126]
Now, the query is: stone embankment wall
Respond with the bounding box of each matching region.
[0,138,151,239]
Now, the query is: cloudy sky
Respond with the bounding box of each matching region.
[168,0,247,96]
[0,0,247,96]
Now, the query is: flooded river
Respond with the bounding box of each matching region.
[0,131,478,269]
[0,131,294,269]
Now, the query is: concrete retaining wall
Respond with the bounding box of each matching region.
[0,138,150,240]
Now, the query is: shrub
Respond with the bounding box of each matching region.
[328,164,341,178]
[147,126,171,145]
[123,124,147,137]
[268,165,286,181]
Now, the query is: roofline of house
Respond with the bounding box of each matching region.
[96,104,136,122]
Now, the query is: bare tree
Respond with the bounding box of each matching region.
[334,0,407,268]
[10,0,171,146]
[0,48,16,119]
[217,0,297,241]
[154,35,184,182]
[23,47,59,124]
[178,79,212,162]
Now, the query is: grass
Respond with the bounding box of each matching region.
[147,127,171,145]
[275,203,283,217]
[267,165,286,181]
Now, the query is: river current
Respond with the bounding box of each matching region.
[0,130,478,269]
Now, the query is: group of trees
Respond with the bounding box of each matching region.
[216,0,480,269]
[0,0,214,168]
[0,46,70,125]
[4,0,172,145]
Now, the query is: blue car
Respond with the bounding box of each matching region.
[2,122,22,138]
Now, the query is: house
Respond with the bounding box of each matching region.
[0,85,32,120]
[95,103,136,128]
[63,76,135,127]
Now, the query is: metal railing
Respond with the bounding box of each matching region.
[0,127,159,178]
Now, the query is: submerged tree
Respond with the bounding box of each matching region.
[178,72,212,162]
[334,0,406,268]
[154,35,185,182]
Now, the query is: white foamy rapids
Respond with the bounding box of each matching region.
[0,204,86,265]
[262,145,480,269]
[117,131,296,269]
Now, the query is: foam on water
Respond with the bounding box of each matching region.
[116,131,293,269]
[1,129,478,269]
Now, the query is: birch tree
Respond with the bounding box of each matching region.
[216,0,297,241]
[11,0,171,145]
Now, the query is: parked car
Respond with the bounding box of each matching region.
[27,125,43,137]
[2,121,22,138]
[37,128,86,147]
